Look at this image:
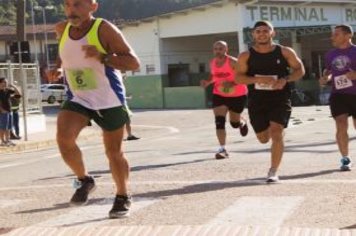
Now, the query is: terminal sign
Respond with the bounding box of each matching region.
[246,6,356,23]
[346,9,356,22]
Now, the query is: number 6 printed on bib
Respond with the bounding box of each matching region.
[66,68,98,91]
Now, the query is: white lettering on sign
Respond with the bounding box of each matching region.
[246,6,328,22]
[345,9,356,22]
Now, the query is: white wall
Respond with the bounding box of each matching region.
[122,21,162,75]
[159,2,238,38]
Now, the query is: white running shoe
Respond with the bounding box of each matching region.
[266,168,279,183]
[215,148,229,160]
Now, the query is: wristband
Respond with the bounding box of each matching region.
[100,54,110,64]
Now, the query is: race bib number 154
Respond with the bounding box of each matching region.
[334,74,352,90]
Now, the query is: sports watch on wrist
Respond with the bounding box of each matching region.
[100,54,110,64]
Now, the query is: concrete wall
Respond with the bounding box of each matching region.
[125,75,164,109]
[125,74,209,109]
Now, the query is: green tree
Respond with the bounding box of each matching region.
[0,0,217,26]
[0,0,16,25]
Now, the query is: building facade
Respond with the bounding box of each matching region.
[121,0,356,108]
[0,0,355,108]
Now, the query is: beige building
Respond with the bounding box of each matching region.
[0,0,355,108]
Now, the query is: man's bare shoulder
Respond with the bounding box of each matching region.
[237,51,250,61]
[280,45,297,57]
[99,19,122,34]
[55,21,68,35]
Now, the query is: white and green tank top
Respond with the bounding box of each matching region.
[59,18,126,110]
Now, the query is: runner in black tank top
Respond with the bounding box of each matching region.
[235,21,305,183]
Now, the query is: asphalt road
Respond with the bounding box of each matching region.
[1,106,355,234]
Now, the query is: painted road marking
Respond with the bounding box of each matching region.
[133,125,180,133]
[0,155,59,170]
[0,199,28,208]
[0,145,103,170]
[5,225,356,236]
[209,196,303,226]
[1,179,356,191]
[35,197,158,227]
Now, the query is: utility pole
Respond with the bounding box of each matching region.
[16,0,29,141]
[17,0,26,41]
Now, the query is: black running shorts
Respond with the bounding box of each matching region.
[248,98,292,133]
[329,93,356,119]
[212,94,247,113]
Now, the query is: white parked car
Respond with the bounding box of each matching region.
[40,84,67,104]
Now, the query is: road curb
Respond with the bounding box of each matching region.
[0,130,101,154]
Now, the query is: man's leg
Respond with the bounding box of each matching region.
[57,110,89,179]
[125,119,139,141]
[228,96,248,136]
[269,122,285,171]
[103,127,128,195]
[13,111,20,137]
[256,130,270,144]
[213,105,228,148]
[334,114,349,158]
[57,110,95,206]
[0,129,5,143]
[103,126,132,218]
[229,111,241,125]
[125,120,132,137]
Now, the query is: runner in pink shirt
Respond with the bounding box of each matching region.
[201,41,248,159]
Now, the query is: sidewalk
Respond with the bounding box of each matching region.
[0,115,101,154]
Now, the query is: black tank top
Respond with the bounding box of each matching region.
[247,44,291,100]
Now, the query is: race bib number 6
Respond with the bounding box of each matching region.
[334,74,352,90]
[67,68,97,91]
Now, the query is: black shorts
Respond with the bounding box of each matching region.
[212,94,247,113]
[248,98,292,133]
[329,93,356,119]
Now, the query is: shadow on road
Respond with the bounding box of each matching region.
[36,159,210,181]
[341,224,356,229]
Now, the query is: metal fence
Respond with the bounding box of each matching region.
[0,61,42,113]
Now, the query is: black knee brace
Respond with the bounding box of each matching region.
[230,121,241,129]
[215,116,226,130]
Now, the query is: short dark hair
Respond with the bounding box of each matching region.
[253,21,274,31]
[335,24,353,35]
[0,77,6,83]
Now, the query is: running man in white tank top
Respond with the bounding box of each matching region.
[47,0,140,219]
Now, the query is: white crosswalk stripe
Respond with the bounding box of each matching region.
[209,196,303,227]
[34,197,158,228]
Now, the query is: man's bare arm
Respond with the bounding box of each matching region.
[281,46,305,82]
[98,20,140,71]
